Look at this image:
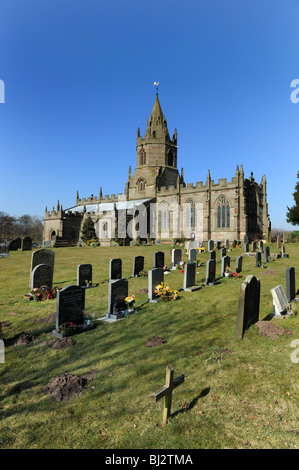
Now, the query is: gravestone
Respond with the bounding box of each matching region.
[258,241,263,251]
[171,248,181,269]
[209,250,216,261]
[244,243,249,253]
[225,239,230,249]
[0,242,9,258]
[208,240,214,252]
[148,268,164,302]
[109,258,122,280]
[53,285,87,337]
[236,275,260,339]
[251,242,257,252]
[277,235,281,248]
[281,245,289,258]
[183,262,201,292]
[107,278,128,319]
[22,236,32,251]
[206,259,218,285]
[256,251,261,267]
[77,264,92,287]
[221,255,230,277]
[236,255,243,274]
[286,267,296,303]
[220,248,226,258]
[264,246,270,263]
[30,263,53,290]
[216,241,221,250]
[153,251,164,269]
[132,255,144,277]
[188,248,197,263]
[9,237,21,251]
[270,285,290,318]
[30,249,55,287]
[188,240,197,251]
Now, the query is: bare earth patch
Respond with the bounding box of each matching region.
[44,372,97,402]
[256,321,292,339]
[146,337,167,347]
[260,268,277,276]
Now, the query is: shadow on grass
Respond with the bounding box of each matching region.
[171,387,211,419]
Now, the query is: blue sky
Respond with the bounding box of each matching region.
[0,0,299,230]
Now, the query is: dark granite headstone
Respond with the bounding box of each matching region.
[109,258,122,280]
[256,251,261,267]
[183,262,201,292]
[189,248,197,263]
[244,243,249,253]
[22,236,32,251]
[236,275,260,339]
[286,267,296,303]
[9,237,21,251]
[30,249,55,287]
[251,242,257,252]
[221,255,230,277]
[108,279,128,319]
[264,246,270,263]
[30,263,53,290]
[208,240,214,252]
[206,259,217,285]
[55,285,86,334]
[209,250,216,261]
[236,255,243,273]
[220,248,226,258]
[148,268,164,302]
[153,251,164,269]
[171,248,181,268]
[77,264,92,287]
[132,256,144,277]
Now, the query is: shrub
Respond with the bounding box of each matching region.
[290,231,299,242]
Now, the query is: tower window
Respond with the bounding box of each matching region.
[138,179,146,191]
[140,149,146,165]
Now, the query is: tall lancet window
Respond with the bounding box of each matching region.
[216,196,230,228]
[140,149,146,165]
[138,179,146,191]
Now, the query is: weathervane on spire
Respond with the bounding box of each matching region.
[154,81,159,94]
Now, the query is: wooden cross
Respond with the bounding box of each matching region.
[150,364,184,425]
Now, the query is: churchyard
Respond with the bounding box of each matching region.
[0,241,299,449]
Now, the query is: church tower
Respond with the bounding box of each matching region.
[126,92,181,200]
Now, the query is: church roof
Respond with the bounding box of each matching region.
[66,198,153,214]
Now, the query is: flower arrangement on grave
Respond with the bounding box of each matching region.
[57,321,79,336]
[125,295,136,309]
[155,282,179,301]
[30,285,59,301]
[85,279,92,287]
[224,267,241,278]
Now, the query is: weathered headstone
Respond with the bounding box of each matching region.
[148,268,164,302]
[236,275,260,339]
[22,236,32,251]
[270,285,290,318]
[188,248,197,263]
[277,235,281,248]
[0,242,9,258]
[171,248,181,269]
[9,237,21,251]
[150,364,184,425]
[206,259,218,285]
[30,263,53,290]
[153,251,164,269]
[286,267,296,303]
[221,255,230,277]
[53,285,86,337]
[208,240,214,252]
[30,249,55,287]
[109,258,122,280]
[225,239,230,249]
[107,278,128,319]
[264,246,270,263]
[220,248,226,258]
[77,264,92,287]
[281,245,289,258]
[236,255,243,274]
[258,241,263,251]
[256,251,261,267]
[132,255,144,277]
[183,262,201,292]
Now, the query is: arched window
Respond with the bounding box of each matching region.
[167,149,175,167]
[138,179,146,191]
[185,199,196,229]
[140,149,146,165]
[216,196,230,228]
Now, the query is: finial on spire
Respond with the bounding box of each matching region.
[154,81,159,94]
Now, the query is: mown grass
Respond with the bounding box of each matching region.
[0,243,298,449]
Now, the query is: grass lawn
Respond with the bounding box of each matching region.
[0,243,298,449]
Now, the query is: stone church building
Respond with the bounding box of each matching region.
[43,93,270,245]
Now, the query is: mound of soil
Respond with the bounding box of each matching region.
[44,371,97,402]
[146,337,167,347]
[260,268,277,276]
[0,321,11,328]
[4,332,36,347]
[256,321,292,339]
[52,337,77,349]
